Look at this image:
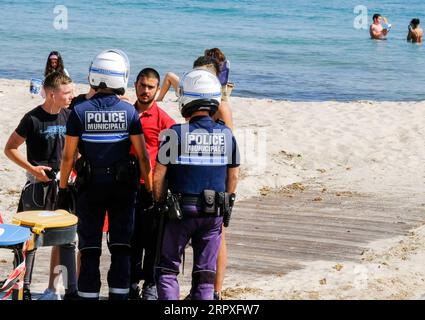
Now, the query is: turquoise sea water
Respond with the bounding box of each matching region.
[1,0,425,101]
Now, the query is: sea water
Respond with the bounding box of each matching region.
[1,0,425,101]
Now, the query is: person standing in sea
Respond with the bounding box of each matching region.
[370,13,390,40]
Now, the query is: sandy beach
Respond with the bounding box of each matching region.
[1,78,425,299]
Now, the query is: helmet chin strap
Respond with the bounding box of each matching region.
[180,99,219,118]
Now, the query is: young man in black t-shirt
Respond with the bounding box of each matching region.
[4,71,77,300]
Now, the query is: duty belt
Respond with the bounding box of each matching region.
[92,166,116,175]
[180,195,203,207]
[179,193,224,217]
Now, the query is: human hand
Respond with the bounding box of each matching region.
[56,188,71,211]
[143,192,155,213]
[139,184,154,211]
[30,165,52,182]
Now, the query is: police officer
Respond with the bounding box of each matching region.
[59,49,152,300]
[154,68,240,300]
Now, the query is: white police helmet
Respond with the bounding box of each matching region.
[88,49,130,94]
[178,68,222,118]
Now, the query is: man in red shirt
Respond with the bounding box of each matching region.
[130,68,175,300]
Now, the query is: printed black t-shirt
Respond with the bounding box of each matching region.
[15,105,70,171]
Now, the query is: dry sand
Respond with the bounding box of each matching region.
[1,79,425,299]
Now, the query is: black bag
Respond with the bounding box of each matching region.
[19,181,56,211]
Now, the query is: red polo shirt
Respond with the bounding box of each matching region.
[131,101,175,178]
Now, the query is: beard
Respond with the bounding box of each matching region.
[137,96,154,105]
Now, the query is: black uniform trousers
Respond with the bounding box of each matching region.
[77,180,136,299]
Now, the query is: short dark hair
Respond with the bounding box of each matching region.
[373,14,381,21]
[135,68,160,84]
[43,71,72,90]
[411,18,420,28]
[193,56,220,75]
